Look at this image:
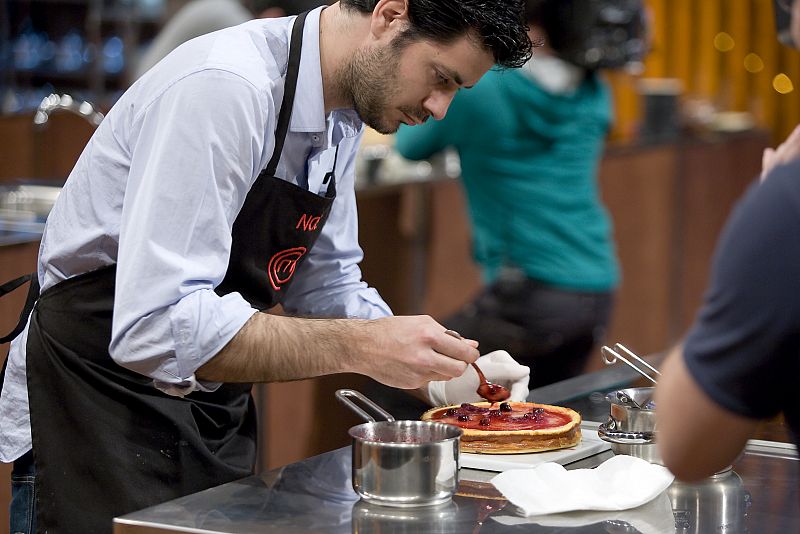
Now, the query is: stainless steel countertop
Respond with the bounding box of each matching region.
[114,426,800,533]
[115,386,800,534]
[114,364,800,532]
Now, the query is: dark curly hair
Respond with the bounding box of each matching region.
[340,0,532,69]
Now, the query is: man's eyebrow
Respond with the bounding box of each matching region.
[438,65,471,88]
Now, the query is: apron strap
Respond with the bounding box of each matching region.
[0,273,40,344]
[263,10,309,178]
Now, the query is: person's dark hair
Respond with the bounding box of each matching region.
[340,0,532,69]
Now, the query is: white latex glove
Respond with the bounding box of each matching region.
[426,350,530,406]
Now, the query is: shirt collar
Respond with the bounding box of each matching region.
[290,7,363,138]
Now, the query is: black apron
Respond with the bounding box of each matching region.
[0,10,340,533]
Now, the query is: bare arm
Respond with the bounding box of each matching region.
[654,346,759,481]
[196,313,480,389]
[761,124,800,180]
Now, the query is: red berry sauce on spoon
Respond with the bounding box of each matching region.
[444,329,510,402]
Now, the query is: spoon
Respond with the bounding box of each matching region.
[444,330,511,403]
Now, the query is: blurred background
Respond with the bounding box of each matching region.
[0,0,799,530]
[1,0,798,142]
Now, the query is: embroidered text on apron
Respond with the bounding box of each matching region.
[0,9,342,532]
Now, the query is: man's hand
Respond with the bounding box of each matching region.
[761,124,800,181]
[348,315,481,389]
[426,350,530,406]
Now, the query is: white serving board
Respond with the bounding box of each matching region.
[460,425,610,472]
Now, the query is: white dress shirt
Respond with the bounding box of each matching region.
[0,7,391,463]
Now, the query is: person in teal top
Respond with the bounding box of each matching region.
[395,0,622,389]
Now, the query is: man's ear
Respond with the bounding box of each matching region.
[369,0,409,41]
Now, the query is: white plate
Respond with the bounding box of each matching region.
[460,424,611,472]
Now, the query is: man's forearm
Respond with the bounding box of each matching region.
[196,313,481,390]
[655,346,757,480]
[196,312,367,383]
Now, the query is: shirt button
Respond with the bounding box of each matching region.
[311,134,321,144]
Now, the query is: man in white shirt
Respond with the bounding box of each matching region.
[0,1,533,531]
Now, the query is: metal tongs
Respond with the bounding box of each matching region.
[601,343,661,385]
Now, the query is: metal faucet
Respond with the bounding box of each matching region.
[33,93,104,128]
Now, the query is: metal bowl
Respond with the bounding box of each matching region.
[336,389,463,508]
[349,420,462,508]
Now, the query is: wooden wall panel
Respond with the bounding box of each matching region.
[597,146,678,356]
[780,44,800,138]
[354,186,424,315]
[606,71,640,140]
[726,1,752,111]
[697,1,723,100]
[421,180,482,319]
[0,115,35,182]
[644,0,668,77]
[611,0,800,145]
[670,0,695,85]
[753,0,782,131]
[676,133,766,334]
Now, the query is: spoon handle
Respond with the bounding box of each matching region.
[446,330,489,381]
[470,362,489,383]
[444,329,464,340]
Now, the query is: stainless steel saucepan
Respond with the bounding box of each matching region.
[335,389,463,508]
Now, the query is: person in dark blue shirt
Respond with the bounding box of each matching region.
[655,0,800,478]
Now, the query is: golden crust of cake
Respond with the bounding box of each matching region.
[421,401,582,454]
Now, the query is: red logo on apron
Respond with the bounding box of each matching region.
[296,213,321,231]
[267,246,307,291]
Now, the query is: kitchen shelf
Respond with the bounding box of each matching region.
[4,0,164,110]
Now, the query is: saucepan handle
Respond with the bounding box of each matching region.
[335,389,396,423]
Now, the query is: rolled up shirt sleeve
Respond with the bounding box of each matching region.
[109,69,269,393]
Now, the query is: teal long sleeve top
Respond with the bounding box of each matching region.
[395,68,619,292]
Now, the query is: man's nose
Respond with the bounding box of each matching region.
[423,89,457,120]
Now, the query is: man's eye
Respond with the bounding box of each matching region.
[435,72,449,86]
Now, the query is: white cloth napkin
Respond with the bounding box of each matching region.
[490,454,674,516]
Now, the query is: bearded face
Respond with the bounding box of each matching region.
[332,29,494,134]
[336,39,429,134]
